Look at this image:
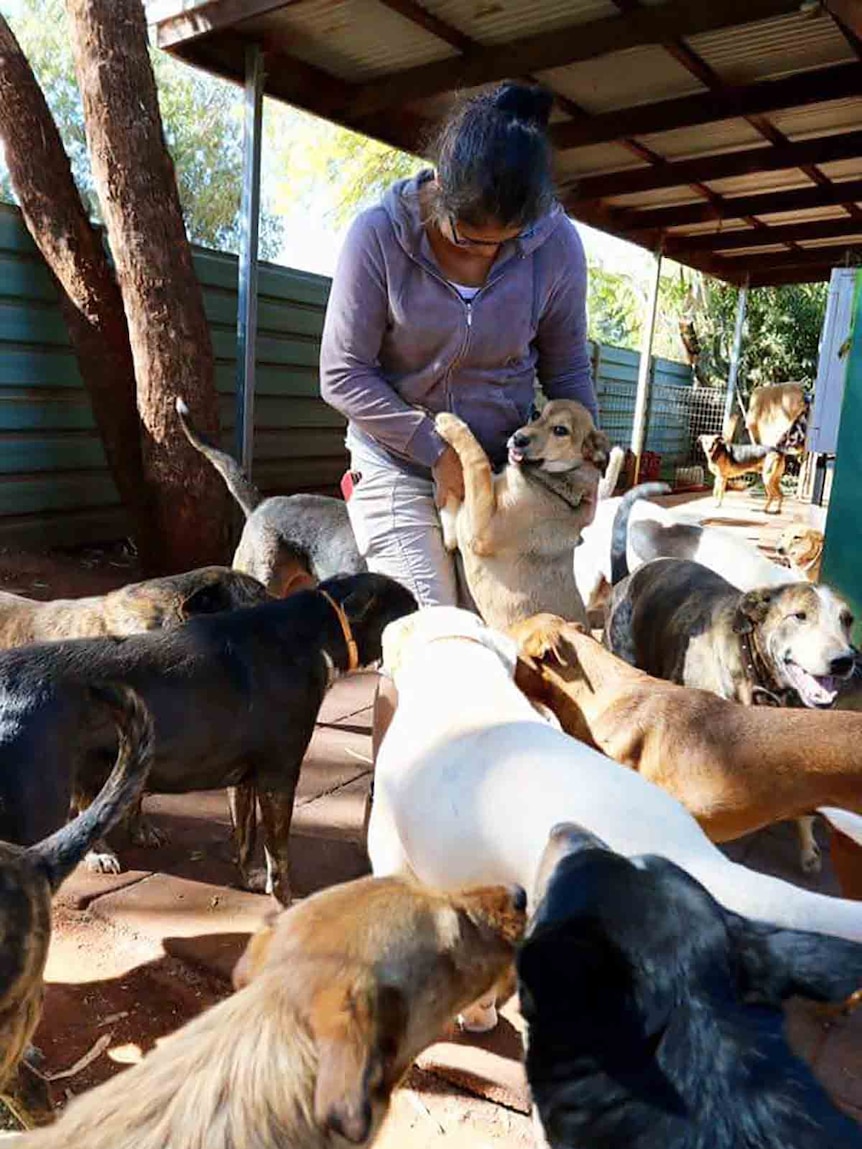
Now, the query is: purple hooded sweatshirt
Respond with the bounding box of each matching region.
[319,170,596,476]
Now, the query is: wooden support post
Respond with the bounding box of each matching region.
[631,252,662,484]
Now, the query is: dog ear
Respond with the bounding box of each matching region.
[732,588,775,635]
[181,580,235,618]
[727,916,862,1007]
[232,913,279,989]
[310,981,406,1144]
[583,429,611,474]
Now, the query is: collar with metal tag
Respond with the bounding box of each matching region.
[319,590,360,672]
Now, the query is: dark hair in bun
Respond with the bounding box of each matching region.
[429,81,555,230]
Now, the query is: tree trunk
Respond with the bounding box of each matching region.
[65,0,230,572]
[0,15,162,570]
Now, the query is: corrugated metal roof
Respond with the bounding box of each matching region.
[250,2,456,82]
[770,97,862,141]
[537,46,703,114]
[705,169,817,198]
[687,9,853,86]
[417,0,619,47]
[607,186,708,210]
[799,234,862,249]
[556,143,644,178]
[636,119,764,161]
[665,220,753,236]
[720,243,790,256]
[819,158,862,182]
[754,204,852,226]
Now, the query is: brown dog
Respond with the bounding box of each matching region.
[436,400,609,628]
[699,433,786,514]
[0,567,269,648]
[777,524,824,583]
[20,875,526,1149]
[0,685,152,1122]
[511,613,862,847]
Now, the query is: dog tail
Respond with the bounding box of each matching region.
[29,685,154,892]
[175,396,261,517]
[597,445,625,501]
[610,482,671,585]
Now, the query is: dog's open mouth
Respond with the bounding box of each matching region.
[508,446,542,467]
[782,660,840,708]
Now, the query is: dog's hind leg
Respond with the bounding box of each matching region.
[126,794,170,849]
[228,783,262,890]
[435,413,499,556]
[796,815,822,874]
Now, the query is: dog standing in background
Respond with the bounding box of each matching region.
[699,432,786,513]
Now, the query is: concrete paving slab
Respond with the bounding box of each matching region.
[295,725,373,803]
[55,866,151,912]
[317,671,378,725]
[293,772,371,840]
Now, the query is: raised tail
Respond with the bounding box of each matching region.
[597,446,624,501]
[610,482,671,586]
[29,685,154,892]
[175,396,261,517]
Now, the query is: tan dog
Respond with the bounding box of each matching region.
[0,567,269,647]
[511,613,862,851]
[436,400,609,628]
[699,433,785,513]
[0,686,152,1125]
[20,875,525,1149]
[777,524,824,583]
[745,382,807,449]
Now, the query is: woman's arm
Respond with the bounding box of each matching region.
[320,210,446,469]
[534,221,598,424]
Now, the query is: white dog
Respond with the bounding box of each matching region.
[576,493,801,612]
[368,608,862,1029]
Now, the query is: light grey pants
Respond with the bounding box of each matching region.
[346,439,470,608]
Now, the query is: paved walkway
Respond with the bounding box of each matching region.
[35,489,860,1139]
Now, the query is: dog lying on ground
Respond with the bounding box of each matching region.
[368,608,862,1035]
[699,432,786,513]
[520,823,862,1149]
[0,567,269,647]
[574,485,799,614]
[511,613,862,849]
[0,573,415,904]
[19,874,525,1149]
[606,556,856,872]
[435,400,610,628]
[778,523,825,583]
[177,397,364,596]
[0,685,152,1112]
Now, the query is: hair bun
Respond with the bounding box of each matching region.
[492,83,553,129]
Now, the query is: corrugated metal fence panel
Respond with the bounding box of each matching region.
[0,201,696,547]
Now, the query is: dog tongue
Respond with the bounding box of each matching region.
[508,447,524,465]
[783,662,839,707]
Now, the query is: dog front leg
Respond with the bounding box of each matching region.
[796,815,822,874]
[228,782,262,891]
[257,788,296,906]
[435,413,499,556]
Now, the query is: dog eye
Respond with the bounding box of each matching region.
[841,612,854,629]
[552,425,570,437]
[794,611,808,622]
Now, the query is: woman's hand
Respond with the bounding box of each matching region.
[432,445,465,509]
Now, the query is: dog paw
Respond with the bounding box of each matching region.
[129,819,170,848]
[801,844,822,875]
[434,412,468,442]
[510,613,569,662]
[85,849,122,875]
[242,867,272,895]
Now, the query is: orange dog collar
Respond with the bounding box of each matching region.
[319,590,360,672]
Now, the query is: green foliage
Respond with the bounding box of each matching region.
[0,0,283,258]
[587,264,641,348]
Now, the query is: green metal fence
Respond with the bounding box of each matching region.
[0,202,696,549]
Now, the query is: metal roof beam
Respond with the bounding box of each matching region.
[553,61,862,150]
[345,0,799,120]
[604,177,862,232]
[716,241,862,271]
[570,130,862,202]
[665,216,862,255]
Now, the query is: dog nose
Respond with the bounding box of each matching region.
[829,654,855,677]
[510,885,527,912]
[511,432,531,450]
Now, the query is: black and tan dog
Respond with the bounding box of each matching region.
[519,823,862,1149]
[0,567,269,648]
[177,398,364,596]
[0,685,152,1115]
[699,432,786,514]
[0,573,415,905]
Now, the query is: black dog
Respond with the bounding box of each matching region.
[518,823,862,1149]
[0,572,415,905]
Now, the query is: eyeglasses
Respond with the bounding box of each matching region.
[447,214,536,250]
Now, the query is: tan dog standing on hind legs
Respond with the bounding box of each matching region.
[436,399,609,629]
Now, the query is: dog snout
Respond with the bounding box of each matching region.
[511,431,532,450]
[829,653,856,678]
[510,884,527,913]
